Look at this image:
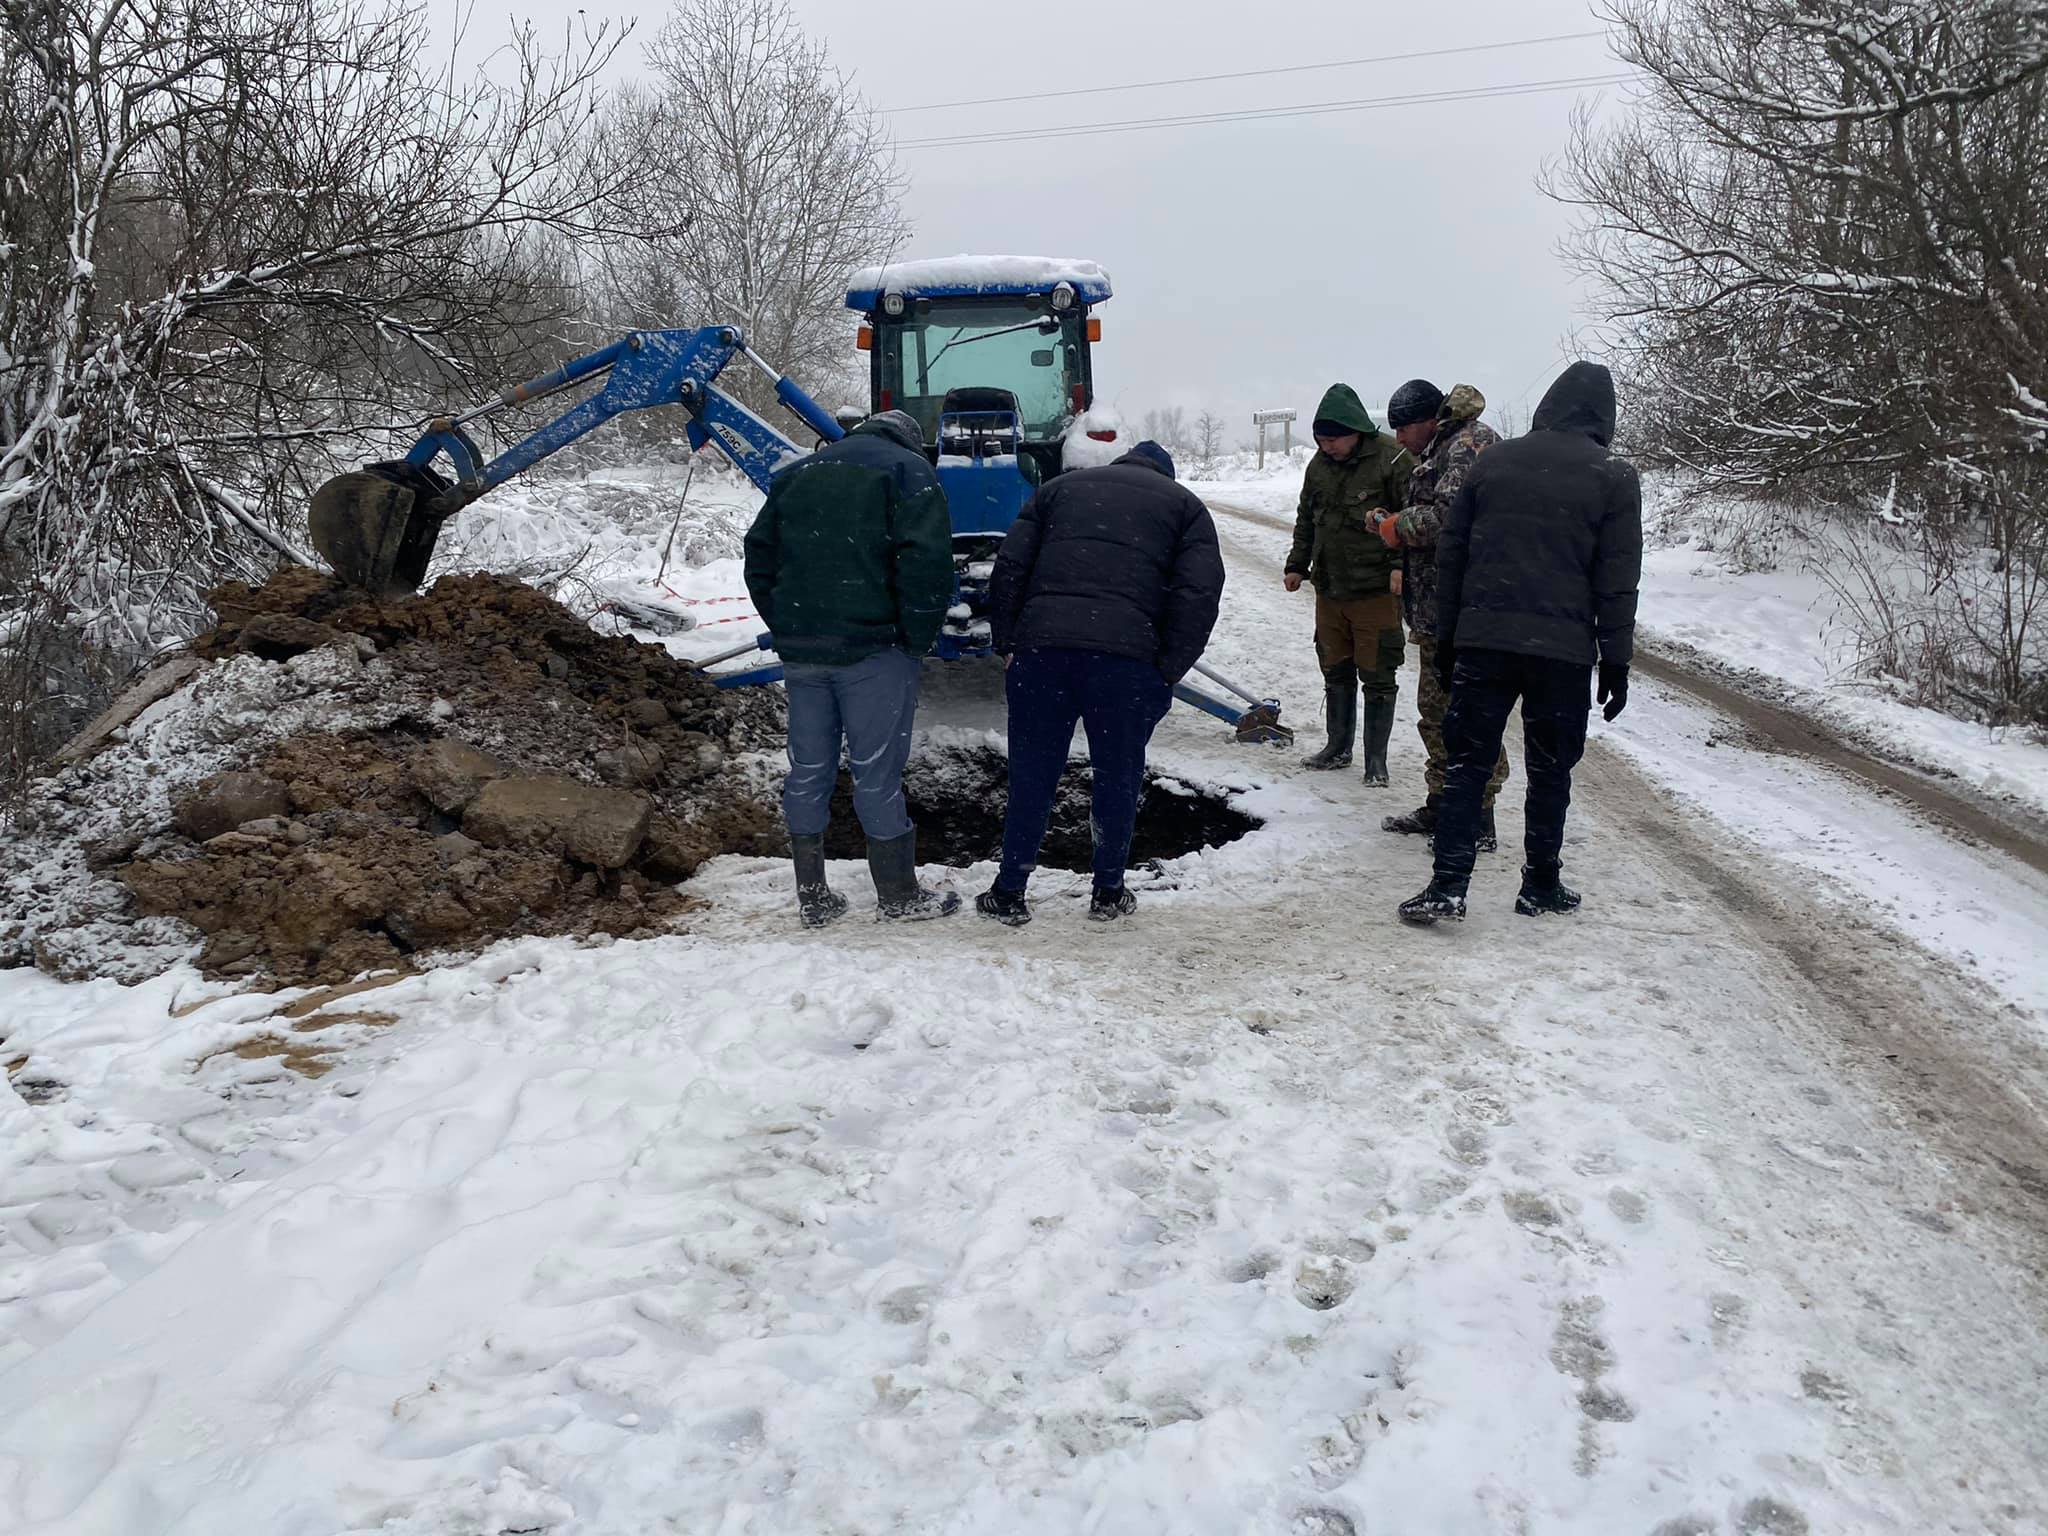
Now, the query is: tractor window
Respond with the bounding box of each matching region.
[877,303,1084,445]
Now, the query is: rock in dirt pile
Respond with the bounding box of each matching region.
[1,569,787,985]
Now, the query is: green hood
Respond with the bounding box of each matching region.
[1313,383,1377,436]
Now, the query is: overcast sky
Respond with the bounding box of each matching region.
[464,0,1623,443]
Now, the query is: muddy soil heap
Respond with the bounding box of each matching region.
[1,569,786,985]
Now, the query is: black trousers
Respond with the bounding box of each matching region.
[1433,648,1592,894]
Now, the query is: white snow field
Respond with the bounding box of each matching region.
[5,472,2048,1535]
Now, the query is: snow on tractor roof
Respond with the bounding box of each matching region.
[845,255,1113,311]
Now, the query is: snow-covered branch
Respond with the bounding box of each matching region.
[0,0,632,781]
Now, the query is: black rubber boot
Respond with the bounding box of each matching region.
[1299,667,1357,770]
[1088,886,1138,923]
[1383,796,1439,835]
[1515,866,1582,916]
[976,886,1032,927]
[792,833,848,929]
[1359,695,1395,787]
[1398,883,1467,924]
[866,830,961,921]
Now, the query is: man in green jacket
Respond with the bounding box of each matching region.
[1284,383,1414,784]
[743,409,960,926]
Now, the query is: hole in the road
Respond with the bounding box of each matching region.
[819,743,1261,872]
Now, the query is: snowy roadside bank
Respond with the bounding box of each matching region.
[1635,536,2048,826]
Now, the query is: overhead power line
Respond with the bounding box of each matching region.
[894,74,1637,151]
[881,29,1609,115]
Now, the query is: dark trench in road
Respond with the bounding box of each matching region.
[817,742,1262,874]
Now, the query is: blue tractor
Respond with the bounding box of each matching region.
[844,256,1113,659]
[305,256,1287,742]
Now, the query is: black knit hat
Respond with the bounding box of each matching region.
[1387,378,1446,429]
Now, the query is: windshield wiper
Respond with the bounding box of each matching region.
[920,317,1060,381]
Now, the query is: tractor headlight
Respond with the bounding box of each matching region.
[1049,281,1075,312]
[882,290,906,317]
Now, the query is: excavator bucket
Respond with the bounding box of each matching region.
[307,468,448,594]
[1233,703,1294,747]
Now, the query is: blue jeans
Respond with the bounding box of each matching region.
[782,647,921,840]
[996,648,1173,893]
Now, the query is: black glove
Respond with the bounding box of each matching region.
[1434,641,1457,695]
[1598,661,1630,722]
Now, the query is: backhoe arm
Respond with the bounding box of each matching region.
[309,325,843,592]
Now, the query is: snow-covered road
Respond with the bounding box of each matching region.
[3,506,2047,1535]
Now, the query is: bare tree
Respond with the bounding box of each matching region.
[1193,410,1227,471]
[0,0,631,782]
[1140,406,1192,457]
[1553,0,2048,722]
[590,0,906,418]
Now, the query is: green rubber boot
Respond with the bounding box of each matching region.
[1300,666,1358,770]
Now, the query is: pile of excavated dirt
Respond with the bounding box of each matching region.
[1,569,786,986]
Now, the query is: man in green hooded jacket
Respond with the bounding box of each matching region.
[1284,383,1414,784]
[744,409,960,927]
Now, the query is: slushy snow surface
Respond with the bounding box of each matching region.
[4,470,2048,1535]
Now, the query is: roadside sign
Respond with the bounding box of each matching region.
[1252,408,1296,466]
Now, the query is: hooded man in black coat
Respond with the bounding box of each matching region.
[979,440,1225,925]
[1399,362,1643,924]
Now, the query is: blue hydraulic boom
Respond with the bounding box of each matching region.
[307,325,841,601]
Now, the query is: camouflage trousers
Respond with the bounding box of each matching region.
[1414,630,1509,805]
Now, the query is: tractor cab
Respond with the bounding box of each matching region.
[845,256,1113,655]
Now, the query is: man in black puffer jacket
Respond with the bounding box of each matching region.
[1399,362,1642,925]
[979,441,1224,925]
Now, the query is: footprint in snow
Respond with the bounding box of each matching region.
[1552,1296,1636,1473]
[1226,1248,1281,1284]
[1097,1079,1176,1118]
[1455,1084,1514,1125]
[1445,1122,1490,1168]
[1292,1507,1357,1536]
[1403,1168,1471,1214]
[1551,1297,1617,1381]
[1505,1190,1565,1230]
[846,999,893,1051]
[1735,1497,1811,1535]
[1293,1255,1355,1311]
[877,1284,935,1324]
[1709,1291,1750,1346]
[1606,1187,1651,1225]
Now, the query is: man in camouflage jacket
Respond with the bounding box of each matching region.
[1373,380,1508,840]
[1284,383,1414,785]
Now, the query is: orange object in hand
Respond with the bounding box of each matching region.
[1375,512,1402,550]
